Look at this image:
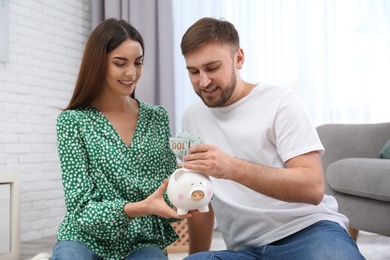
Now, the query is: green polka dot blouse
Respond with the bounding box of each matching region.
[56,102,178,259]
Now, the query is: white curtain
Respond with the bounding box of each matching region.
[172,0,390,133]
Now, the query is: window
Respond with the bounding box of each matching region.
[172,0,390,132]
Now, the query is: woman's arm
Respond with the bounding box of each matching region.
[57,112,131,240]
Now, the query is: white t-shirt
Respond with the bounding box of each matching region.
[182,83,349,250]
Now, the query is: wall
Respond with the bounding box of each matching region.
[0,0,92,242]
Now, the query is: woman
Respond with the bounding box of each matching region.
[51,18,188,260]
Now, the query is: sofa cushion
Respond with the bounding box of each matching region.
[326,158,390,202]
[379,139,390,159]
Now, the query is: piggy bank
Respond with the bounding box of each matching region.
[167,168,213,215]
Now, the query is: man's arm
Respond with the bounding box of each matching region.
[234,150,324,205]
[187,205,215,254]
[183,144,324,205]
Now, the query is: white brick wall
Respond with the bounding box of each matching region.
[0,0,92,242]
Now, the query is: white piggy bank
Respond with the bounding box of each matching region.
[167,168,213,215]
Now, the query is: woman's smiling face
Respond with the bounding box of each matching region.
[103,39,144,97]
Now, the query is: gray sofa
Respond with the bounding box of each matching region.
[317,122,390,240]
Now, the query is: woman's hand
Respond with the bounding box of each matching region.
[145,179,193,218]
[124,179,192,219]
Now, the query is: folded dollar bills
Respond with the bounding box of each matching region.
[169,132,203,162]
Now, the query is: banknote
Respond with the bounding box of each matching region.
[176,131,203,148]
[170,132,203,162]
[169,137,189,162]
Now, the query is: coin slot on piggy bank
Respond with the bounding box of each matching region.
[167,168,213,215]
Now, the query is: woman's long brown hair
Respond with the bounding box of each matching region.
[65,19,144,110]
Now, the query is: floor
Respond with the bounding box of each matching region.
[21,230,390,260]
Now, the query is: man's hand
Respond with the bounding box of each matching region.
[183,144,235,179]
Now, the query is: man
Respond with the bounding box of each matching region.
[180,17,364,260]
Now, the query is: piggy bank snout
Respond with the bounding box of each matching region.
[190,180,206,200]
[191,190,204,200]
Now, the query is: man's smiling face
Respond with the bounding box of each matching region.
[185,43,240,108]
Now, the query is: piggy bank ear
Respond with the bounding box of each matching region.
[172,168,186,181]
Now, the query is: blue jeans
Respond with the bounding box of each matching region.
[184,221,365,260]
[51,240,168,260]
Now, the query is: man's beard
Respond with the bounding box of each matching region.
[197,67,237,108]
